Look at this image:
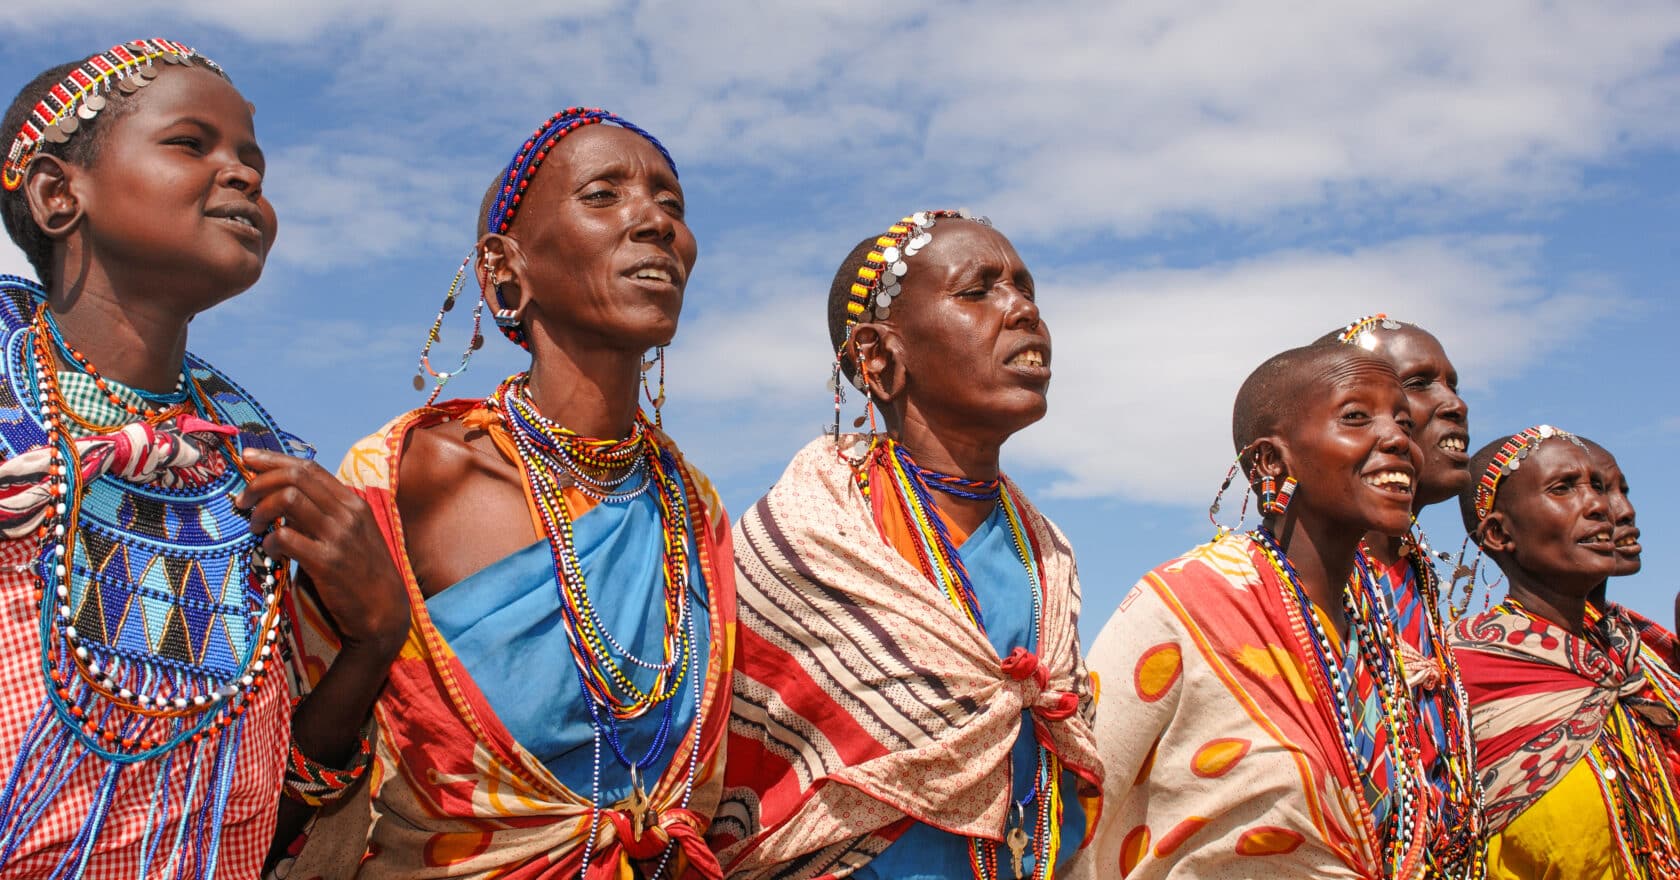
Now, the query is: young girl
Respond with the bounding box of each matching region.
[0,39,405,878]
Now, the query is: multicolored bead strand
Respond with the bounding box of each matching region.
[1252,527,1436,878]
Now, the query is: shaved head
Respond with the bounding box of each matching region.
[1232,345,1398,457]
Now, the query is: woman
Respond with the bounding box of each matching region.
[1451,427,1680,878]
[1322,315,1484,864]
[1077,344,1469,877]
[711,211,1100,879]
[288,108,733,879]
[0,40,405,878]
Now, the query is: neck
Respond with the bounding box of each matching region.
[1267,514,1361,641]
[48,274,191,394]
[1506,578,1588,636]
[894,410,1005,533]
[1360,531,1405,567]
[1587,580,1608,613]
[522,334,644,439]
[1505,564,1592,631]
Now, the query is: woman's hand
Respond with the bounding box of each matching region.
[236,448,409,655]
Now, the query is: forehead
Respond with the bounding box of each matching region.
[907,221,1025,279]
[1370,326,1450,369]
[106,66,251,130]
[541,124,675,183]
[1314,355,1402,399]
[1503,439,1595,493]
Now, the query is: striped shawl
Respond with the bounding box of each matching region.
[711,438,1101,879]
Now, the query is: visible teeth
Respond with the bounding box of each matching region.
[1438,436,1466,452]
[1616,536,1638,547]
[634,268,672,283]
[1008,350,1044,367]
[1363,470,1412,489]
[1581,531,1612,543]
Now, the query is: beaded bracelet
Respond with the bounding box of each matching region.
[281,721,374,807]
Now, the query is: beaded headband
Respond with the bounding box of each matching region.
[1336,313,1402,350]
[3,39,219,192]
[1472,424,1585,521]
[840,208,989,344]
[480,107,676,349]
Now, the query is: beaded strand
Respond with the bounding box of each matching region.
[1252,527,1434,878]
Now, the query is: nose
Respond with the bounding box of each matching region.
[1437,385,1467,425]
[1005,285,1041,330]
[1609,492,1636,526]
[219,160,262,200]
[1377,414,1419,466]
[629,190,677,245]
[1584,485,1610,522]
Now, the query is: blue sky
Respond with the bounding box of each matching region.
[2,3,1675,641]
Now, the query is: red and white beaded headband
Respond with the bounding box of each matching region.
[3,38,220,192]
[1472,424,1585,521]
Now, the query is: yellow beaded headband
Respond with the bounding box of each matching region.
[1336,313,1402,350]
[1472,424,1585,521]
[841,208,988,338]
[3,38,218,192]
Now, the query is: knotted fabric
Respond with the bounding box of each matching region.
[0,414,234,538]
[711,437,1101,879]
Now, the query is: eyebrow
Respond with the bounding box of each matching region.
[166,116,266,164]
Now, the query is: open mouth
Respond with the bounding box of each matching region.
[1363,470,1414,494]
[1578,529,1614,548]
[1006,349,1046,368]
[1615,531,1643,555]
[633,267,673,284]
[1437,435,1467,454]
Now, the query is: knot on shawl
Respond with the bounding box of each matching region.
[1398,640,1443,692]
[0,415,237,539]
[1001,647,1079,722]
[598,807,721,879]
[1593,614,1680,732]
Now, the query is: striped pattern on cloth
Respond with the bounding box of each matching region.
[710,437,1101,880]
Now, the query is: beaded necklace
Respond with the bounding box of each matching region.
[1551,602,1680,879]
[1374,538,1487,878]
[0,284,290,878]
[1251,527,1432,878]
[868,438,1061,880]
[487,373,703,879]
[19,302,285,757]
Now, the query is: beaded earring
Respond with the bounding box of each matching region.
[1264,476,1298,516]
[412,254,487,405]
[640,346,666,429]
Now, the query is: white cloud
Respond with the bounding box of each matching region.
[1011,235,1608,503]
[645,234,1611,507]
[6,2,1677,255]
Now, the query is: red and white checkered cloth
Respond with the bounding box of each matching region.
[0,535,291,879]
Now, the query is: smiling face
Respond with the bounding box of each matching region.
[869,220,1051,442]
[1366,326,1469,507]
[67,66,274,309]
[1269,355,1420,539]
[492,124,697,354]
[1482,440,1616,593]
[1586,441,1642,575]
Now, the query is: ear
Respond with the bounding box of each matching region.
[1478,512,1515,556]
[477,233,528,317]
[849,322,907,404]
[1248,436,1291,482]
[22,155,82,240]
